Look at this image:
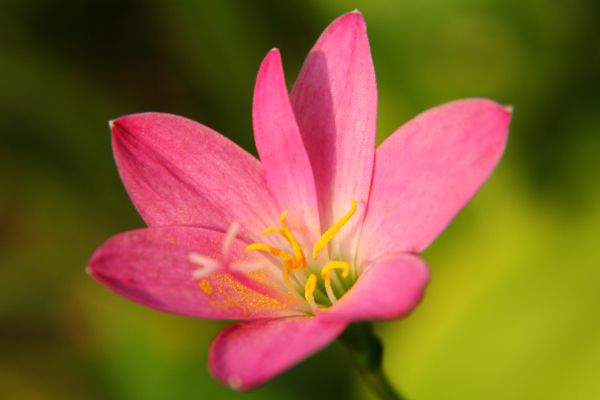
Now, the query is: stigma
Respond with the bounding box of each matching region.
[246,199,357,312]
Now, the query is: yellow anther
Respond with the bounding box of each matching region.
[279,211,307,267]
[261,211,307,268]
[246,243,296,288]
[261,227,281,235]
[312,199,357,260]
[304,273,318,310]
[247,201,356,309]
[245,243,293,261]
[320,260,350,286]
[320,260,350,304]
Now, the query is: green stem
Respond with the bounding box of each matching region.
[339,323,405,400]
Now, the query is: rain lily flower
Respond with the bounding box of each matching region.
[89,11,511,392]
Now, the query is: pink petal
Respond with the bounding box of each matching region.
[88,226,307,320]
[252,49,320,235]
[111,113,278,238]
[209,316,346,390]
[360,99,511,260]
[323,254,429,322]
[290,11,377,242]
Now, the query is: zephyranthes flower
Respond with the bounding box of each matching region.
[89,11,511,390]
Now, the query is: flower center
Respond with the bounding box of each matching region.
[246,199,357,311]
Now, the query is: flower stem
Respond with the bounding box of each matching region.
[339,323,405,400]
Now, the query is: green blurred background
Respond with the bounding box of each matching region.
[1,0,599,399]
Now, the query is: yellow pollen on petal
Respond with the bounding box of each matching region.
[199,279,213,295]
[320,260,350,304]
[304,273,318,310]
[312,199,357,260]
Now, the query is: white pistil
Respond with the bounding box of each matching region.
[189,252,219,279]
[324,281,338,304]
[222,222,240,258]
[189,222,240,280]
[304,274,319,312]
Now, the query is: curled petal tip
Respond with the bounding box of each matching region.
[341,9,365,24]
[227,376,243,391]
[504,104,514,114]
[264,48,282,63]
[109,116,128,134]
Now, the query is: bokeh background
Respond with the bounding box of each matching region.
[1,0,599,399]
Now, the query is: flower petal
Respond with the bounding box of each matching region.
[290,11,376,243]
[88,226,307,320]
[253,49,320,236]
[324,254,429,322]
[360,99,511,260]
[111,113,278,238]
[208,316,346,390]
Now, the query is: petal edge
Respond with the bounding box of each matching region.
[111,112,278,239]
[209,316,346,390]
[323,254,429,322]
[360,99,511,259]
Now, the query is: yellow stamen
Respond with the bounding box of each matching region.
[245,243,295,286]
[261,211,307,268]
[279,211,307,267]
[320,260,350,304]
[245,243,292,260]
[321,261,350,285]
[284,257,308,287]
[261,227,281,235]
[312,199,357,260]
[246,200,357,309]
[304,273,318,310]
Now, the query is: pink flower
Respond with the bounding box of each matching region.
[89,11,511,390]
